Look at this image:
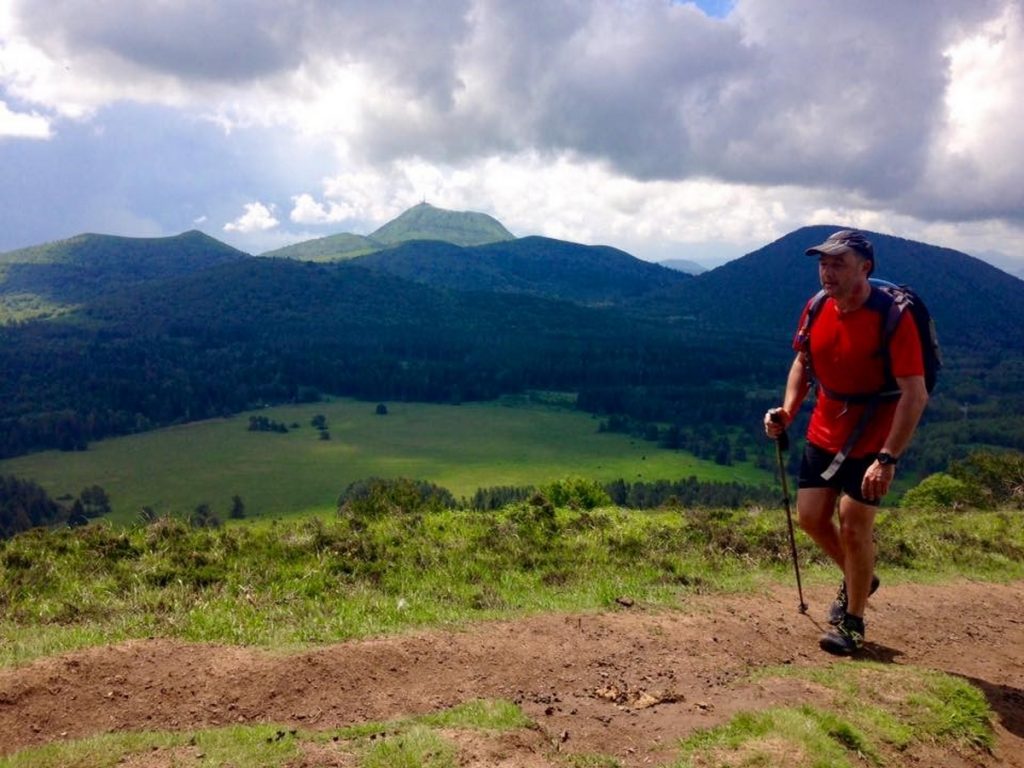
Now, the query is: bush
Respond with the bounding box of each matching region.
[949,451,1024,509]
[901,473,980,511]
[0,475,67,539]
[541,476,611,510]
[337,477,456,520]
[470,485,535,511]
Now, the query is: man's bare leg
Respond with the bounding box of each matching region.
[797,487,844,568]
[838,496,877,618]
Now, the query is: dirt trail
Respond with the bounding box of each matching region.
[2,580,1022,766]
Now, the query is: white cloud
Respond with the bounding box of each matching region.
[289,193,356,225]
[0,99,51,138]
[223,202,279,233]
[307,150,1024,266]
[912,0,1024,221]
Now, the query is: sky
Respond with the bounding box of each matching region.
[1,0,1023,274]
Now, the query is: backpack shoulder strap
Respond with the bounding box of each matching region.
[796,289,828,376]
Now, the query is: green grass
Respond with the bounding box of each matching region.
[0,397,770,525]
[2,502,1022,668]
[676,663,993,767]
[0,698,531,768]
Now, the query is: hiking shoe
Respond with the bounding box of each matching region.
[827,575,881,625]
[820,615,865,656]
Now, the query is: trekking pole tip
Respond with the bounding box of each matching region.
[798,602,808,614]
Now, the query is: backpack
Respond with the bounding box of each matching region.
[797,278,941,399]
[796,278,941,480]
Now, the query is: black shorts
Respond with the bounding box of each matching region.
[798,443,880,505]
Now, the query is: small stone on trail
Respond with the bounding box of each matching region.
[615,596,635,608]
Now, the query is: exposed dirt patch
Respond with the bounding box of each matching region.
[1,580,1022,766]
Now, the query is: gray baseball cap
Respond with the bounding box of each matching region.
[805,229,874,260]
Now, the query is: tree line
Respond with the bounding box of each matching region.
[0,477,110,539]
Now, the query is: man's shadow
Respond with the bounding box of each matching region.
[851,643,1023,739]
[960,676,1024,740]
[859,641,903,664]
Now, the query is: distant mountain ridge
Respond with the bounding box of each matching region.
[262,202,515,262]
[3,213,1022,355]
[639,225,1024,351]
[261,232,380,262]
[354,235,689,304]
[659,258,708,275]
[0,230,248,321]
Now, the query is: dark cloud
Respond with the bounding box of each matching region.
[11,0,472,87]
[10,0,309,81]
[346,0,1014,213]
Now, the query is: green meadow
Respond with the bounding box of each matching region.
[0,396,770,524]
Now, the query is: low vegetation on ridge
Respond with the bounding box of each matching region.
[2,475,1021,668]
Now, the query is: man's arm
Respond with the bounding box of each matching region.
[765,354,811,437]
[861,374,928,498]
[881,375,929,457]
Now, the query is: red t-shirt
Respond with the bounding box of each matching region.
[792,292,925,457]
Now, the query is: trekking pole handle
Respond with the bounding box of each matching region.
[770,410,790,451]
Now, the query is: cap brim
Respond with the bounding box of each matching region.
[805,242,856,257]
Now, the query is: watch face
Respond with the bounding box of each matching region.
[878,452,896,465]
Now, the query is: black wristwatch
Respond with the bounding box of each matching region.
[877,452,899,466]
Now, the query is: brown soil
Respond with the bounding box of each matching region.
[2,580,1022,766]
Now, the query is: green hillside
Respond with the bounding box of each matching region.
[261,232,380,262]
[356,235,689,304]
[369,202,515,246]
[261,203,516,262]
[640,225,1024,351]
[0,398,770,524]
[0,230,249,322]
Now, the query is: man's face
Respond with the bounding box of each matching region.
[818,248,870,299]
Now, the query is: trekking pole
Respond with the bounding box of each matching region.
[771,412,808,614]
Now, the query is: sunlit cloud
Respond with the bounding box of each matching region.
[0,100,51,138]
[223,202,279,233]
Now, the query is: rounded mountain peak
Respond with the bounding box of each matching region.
[369,203,515,247]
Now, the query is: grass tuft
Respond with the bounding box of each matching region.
[679,663,994,767]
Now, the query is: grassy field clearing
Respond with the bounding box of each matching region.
[0,397,770,524]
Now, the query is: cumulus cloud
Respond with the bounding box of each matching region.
[224,202,279,233]
[911,1,1024,221]
[289,193,355,225]
[0,99,51,138]
[7,0,305,82]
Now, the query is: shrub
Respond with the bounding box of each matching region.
[949,450,1024,509]
[541,476,611,510]
[901,473,980,511]
[470,485,535,511]
[337,477,456,520]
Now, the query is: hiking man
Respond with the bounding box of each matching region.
[764,230,929,655]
